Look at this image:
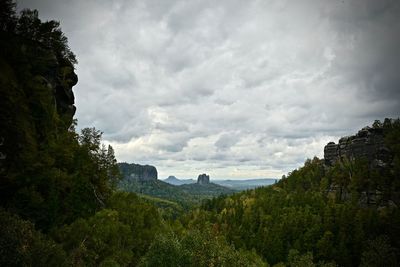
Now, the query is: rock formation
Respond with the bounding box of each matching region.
[324,126,391,168]
[118,163,158,181]
[53,58,78,122]
[197,174,210,185]
[0,26,78,175]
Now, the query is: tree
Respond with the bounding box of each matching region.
[79,127,102,153]
[0,210,67,266]
[55,209,134,266]
[360,236,398,267]
[15,8,77,64]
[0,0,16,31]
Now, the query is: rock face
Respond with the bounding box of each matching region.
[0,34,78,175]
[118,163,158,181]
[324,126,391,167]
[197,174,210,185]
[53,58,78,123]
[38,55,78,125]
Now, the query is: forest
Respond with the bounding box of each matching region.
[1,1,400,266]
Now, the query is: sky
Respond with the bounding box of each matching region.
[18,0,400,179]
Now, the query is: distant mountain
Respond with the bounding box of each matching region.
[163,176,277,190]
[164,176,196,185]
[213,178,278,190]
[180,182,236,197]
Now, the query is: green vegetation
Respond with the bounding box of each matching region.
[53,192,163,266]
[119,177,236,210]
[118,162,236,214]
[120,179,198,209]
[0,0,119,231]
[139,229,267,267]
[180,182,237,198]
[184,120,400,266]
[136,193,185,220]
[1,1,400,266]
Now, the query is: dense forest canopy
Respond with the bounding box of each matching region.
[1,1,400,266]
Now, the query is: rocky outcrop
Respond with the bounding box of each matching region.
[53,58,78,122]
[0,32,78,176]
[4,38,77,125]
[118,162,158,181]
[29,47,77,125]
[324,126,391,167]
[197,174,210,185]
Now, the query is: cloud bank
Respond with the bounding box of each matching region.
[19,0,400,179]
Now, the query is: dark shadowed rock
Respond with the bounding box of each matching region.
[197,174,210,185]
[53,58,78,122]
[324,126,391,168]
[118,162,158,181]
[324,142,339,165]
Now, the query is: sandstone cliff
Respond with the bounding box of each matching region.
[197,173,210,185]
[323,119,399,206]
[0,17,78,175]
[118,162,158,181]
[324,125,391,168]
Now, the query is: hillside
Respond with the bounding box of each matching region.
[118,164,236,208]
[214,178,277,190]
[119,174,236,209]
[119,179,194,208]
[184,119,400,266]
[180,182,236,198]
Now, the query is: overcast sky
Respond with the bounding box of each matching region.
[19,0,400,179]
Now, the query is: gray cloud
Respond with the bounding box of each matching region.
[18,0,400,179]
[215,133,241,152]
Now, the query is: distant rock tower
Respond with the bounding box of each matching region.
[197,173,210,185]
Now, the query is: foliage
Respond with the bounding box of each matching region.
[55,209,134,266]
[15,8,77,64]
[0,209,67,266]
[139,229,268,267]
[119,177,236,210]
[120,179,198,209]
[186,119,400,266]
[136,193,185,220]
[1,0,120,248]
[51,191,163,266]
[360,235,398,267]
